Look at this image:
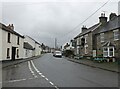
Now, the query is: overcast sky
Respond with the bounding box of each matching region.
[1,0,119,47]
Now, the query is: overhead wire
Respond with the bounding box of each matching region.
[58,0,110,39]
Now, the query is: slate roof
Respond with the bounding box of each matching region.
[74,23,101,39]
[0,23,24,38]
[24,42,34,50]
[98,15,120,34]
[25,35,41,45]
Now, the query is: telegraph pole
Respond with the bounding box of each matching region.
[55,38,57,49]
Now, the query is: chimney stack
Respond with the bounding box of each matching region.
[81,25,87,33]
[99,13,107,24]
[109,13,117,21]
[7,24,14,30]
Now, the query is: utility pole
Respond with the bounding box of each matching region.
[55,38,57,49]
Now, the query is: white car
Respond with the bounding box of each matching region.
[53,51,62,57]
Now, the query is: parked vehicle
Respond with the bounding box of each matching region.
[53,51,62,58]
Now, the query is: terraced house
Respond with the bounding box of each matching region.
[23,35,42,58]
[0,23,24,61]
[74,13,107,58]
[74,13,120,62]
[95,13,120,62]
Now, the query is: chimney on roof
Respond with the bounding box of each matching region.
[81,25,87,33]
[109,13,117,20]
[99,13,107,24]
[7,24,14,30]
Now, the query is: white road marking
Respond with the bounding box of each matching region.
[31,60,40,73]
[28,61,37,78]
[8,78,26,83]
[2,77,38,84]
[39,72,42,75]
[49,81,54,86]
[45,78,49,81]
[30,60,59,89]
[41,75,45,78]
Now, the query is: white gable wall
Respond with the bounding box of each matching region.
[2,30,24,61]
[0,28,2,61]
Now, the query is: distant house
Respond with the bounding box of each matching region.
[0,23,24,61]
[23,35,42,58]
[95,13,120,62]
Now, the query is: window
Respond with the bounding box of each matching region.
[7,48,10,58]
[103,47,108,57]
[17,49,19,58]
[85,34,88,43]
[17,36,20,45]
[103,47,114,57]
[85,45,88,54]
[100,33,104,42]
[113,29,119,40]
[8,33,11,43]
[26,50,28,57]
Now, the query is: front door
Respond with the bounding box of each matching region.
[12,47,16,61]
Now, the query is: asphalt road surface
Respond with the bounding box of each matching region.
[2,53,118,88]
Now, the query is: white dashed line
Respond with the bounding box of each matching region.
[30,60,59,89]
[41,75,45,78]
[39,72,42,75]
[49,81,54,86]
[45,78,49,81]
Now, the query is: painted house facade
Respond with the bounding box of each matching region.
[0,23,24,61]
[23,35,42,58]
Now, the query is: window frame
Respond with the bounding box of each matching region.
[103,47,114,57]
[113,29,119,41]
[16,49,19,58]
[17,36,20,45]
[8,33,11,43]
[7,48,10,58]
[85,34,88,44]
[100,33,104,43]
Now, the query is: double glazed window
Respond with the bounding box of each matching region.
[103,47,114,57]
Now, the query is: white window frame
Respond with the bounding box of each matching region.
[100,33,104,43]
[85,34,88,43]
[113,29,119,41]
[103,47,114,57]
[85,45,88,54]
[77,38,80,46]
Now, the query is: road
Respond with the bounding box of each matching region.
[2,53,118,88]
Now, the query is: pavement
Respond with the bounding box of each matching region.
[2,54,44,68]
[66,57,119,73]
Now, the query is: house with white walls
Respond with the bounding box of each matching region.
[23,35,42,58]
[35,41,42,56]
[0,23,24,61]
